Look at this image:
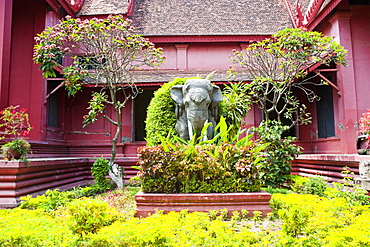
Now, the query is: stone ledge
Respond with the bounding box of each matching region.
[135,191,272,217]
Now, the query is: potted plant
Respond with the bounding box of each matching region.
[357,109,370,155]
[0,105,33,160]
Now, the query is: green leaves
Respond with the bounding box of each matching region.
[91,158,111,188]
[229,27,347,130]
[219,82,253,137]
[252,120,302,187]
[83,92,108,127]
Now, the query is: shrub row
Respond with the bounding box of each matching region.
[1,190,370,246]
[137,142,264,193]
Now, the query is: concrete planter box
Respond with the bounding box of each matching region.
[135,191,272,217]
[0,158,93,208]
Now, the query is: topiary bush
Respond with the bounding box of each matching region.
[91,158,115,191]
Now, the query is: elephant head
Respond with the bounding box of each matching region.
[171,79,222,140]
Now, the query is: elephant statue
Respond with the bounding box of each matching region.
[171,79,222,140]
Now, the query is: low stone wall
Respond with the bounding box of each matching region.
[291,154,365,182]
[135,191,272,217]
[0,158,92,208]
[0,156,140,208]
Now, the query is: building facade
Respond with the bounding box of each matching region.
[0,0,369,157]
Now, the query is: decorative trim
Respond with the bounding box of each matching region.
[127,0,134,16]
[56,0,77,17]
[147,35,271,43]
[328,11,353,24]
[306,0,325,25]
[306,0,342,30]
[65,0,84,13]
[283,0,298,28]
[46,0,60,13]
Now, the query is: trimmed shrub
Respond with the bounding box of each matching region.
[64,198,120,237]
[91,158,113,190]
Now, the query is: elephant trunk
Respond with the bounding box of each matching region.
[187,109,209,139]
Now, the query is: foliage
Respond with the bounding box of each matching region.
[253,120,302,187]
[0,105,33,160]
[219,82,253,137]
[19,189,74,212]
[229,28,347,130]
[19,185,117,212]
[263,187,292,194]
[33,15,165,166]
[87,210,260,246]
[359,109,370,139]
[0,105,33,139]
[145,77,197,146]
[3,188,370,246]
[0,208,78,246]
[138,122,267,193]
[64,198,120,237]
[327,167,370,206]
[1,138,31,160]
[270,193,370,246]
[292,176,327,196]
[91,158,112,189]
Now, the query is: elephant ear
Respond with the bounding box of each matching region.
[171,85,185,118]
[210,85,222,109]
[170,85,184,105]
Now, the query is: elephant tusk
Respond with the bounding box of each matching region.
[188,120,193,139]
[203,120,209,141]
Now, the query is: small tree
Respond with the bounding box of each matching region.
[34,15,164,182]
[229,28,347,130]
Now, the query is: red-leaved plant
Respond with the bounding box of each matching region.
[0,105,33,160]
[359,109,370,140]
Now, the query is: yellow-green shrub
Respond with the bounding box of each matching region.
[270,193,370,246]
[87,210,260,246]
[64,198,121,237]
[0,208,77,246]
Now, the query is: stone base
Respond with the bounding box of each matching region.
[135,191,272,218]
[354,178,370,190]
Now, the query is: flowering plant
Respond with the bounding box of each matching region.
[359,109,370,139]
[0,105,33,160]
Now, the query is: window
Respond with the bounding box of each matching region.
[349,0,370,5]
[316,85,335,138]
[134,90,155,141]
[47,80,63,128]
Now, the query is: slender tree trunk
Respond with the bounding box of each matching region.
[108,88,124,188]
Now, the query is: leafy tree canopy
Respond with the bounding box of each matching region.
[34,15,165,168]
[229,28,347,129]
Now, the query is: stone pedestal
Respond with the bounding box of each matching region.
[355,160,370,190]
[354,178,370,190]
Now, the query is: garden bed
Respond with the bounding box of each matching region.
[135,191,272,217]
